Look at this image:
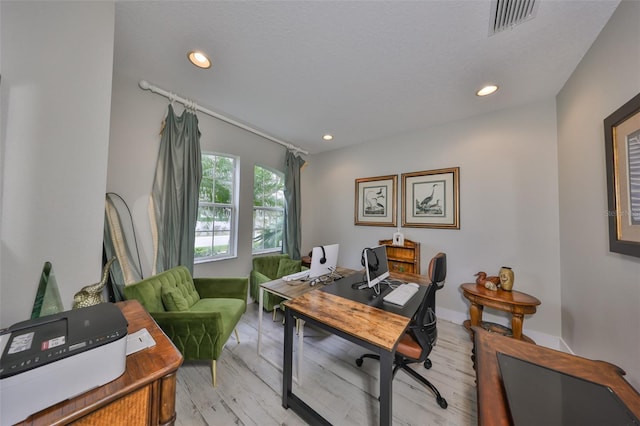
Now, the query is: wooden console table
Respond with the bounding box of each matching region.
[460,283,541,344]
[18,300,183,425]
[473,326,640,425]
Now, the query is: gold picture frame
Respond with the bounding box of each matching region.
[354,175,397,227]
[604,93,640,257]
[402,167,460,229]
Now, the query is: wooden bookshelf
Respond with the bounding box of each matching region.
[379,238,421,275]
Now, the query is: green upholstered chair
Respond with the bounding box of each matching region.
[123,266,248,387]
[250,254,302,318]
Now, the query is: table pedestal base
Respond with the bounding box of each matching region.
[463,320,535,344]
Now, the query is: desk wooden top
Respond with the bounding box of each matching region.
[20,300,183,425]
[460,283,541,307]
[282,269,431,352]
[473,326,640,425]
[284,290,410,352]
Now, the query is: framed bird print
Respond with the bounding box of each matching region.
[355,174,397,227]
[402,167,459,229]
[604,92,640,258]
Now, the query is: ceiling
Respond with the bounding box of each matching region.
[113,1,620,155]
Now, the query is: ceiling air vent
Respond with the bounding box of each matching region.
[489,0,538,35]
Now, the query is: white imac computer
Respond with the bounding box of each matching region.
[363,245,390,288]
[308,244,340,278]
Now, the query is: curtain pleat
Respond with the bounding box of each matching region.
[103,193,143,300]
[283,150,306,259]
[150,104,202,275]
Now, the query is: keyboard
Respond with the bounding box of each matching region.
[383,283,420,306]
[282,270,310,281]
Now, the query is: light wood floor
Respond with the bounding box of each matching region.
[175,302,477,426]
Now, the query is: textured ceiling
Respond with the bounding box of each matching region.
[114,1,620,154]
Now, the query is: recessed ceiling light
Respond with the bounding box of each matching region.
[323,134,333,141]
[476,85,499,97]
[187,50,211,69]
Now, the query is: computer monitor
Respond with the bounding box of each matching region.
[308,244,340,278]
[363,245,390,288]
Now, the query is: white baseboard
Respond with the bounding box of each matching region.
[437,306,572,353]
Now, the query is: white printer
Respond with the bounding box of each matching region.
[0,303,128,425]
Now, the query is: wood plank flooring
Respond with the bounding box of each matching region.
[175,302,477,426]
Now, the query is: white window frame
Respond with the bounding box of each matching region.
[195,152,239,263]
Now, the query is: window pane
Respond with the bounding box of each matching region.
[253,165,284,253]
[195,154,236,261]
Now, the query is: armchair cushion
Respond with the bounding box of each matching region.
[276,258,302,278]
[161,285,189,311]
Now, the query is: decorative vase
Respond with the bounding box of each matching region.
[499,266,514,291]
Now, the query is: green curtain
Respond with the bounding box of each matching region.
[150,104,202,275]
[283,150,306,260]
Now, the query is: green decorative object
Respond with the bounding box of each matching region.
[31,261,64,319]
[72,257,117,309]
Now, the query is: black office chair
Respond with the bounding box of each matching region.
[355,252,448,409]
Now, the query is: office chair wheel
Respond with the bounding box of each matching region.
[423,359,432,369]
[437,397,448,409]
[355,358,364,367]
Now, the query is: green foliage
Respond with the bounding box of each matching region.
[200,154,234,204]
[254,165,284,207]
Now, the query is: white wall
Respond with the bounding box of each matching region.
[557,0,640,388]
[0,2,115,326]
[303,99,562,339]
[107,72,289,280]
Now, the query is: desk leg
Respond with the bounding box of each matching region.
[297,318,305,384]
[511,313,524,340]
[282,307,294,409]
[469,302,483,327]
[258,287,264,357]
[379,350,393,426]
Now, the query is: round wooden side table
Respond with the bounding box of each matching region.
[460,283,541,344]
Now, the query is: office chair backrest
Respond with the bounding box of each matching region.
[410,252,446,359]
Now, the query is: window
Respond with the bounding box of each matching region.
[253,165,285,253]
[195,153,237,261]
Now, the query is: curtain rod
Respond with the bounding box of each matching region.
[138,80,309,155]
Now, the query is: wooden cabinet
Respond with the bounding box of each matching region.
[379,238,421,275]
[18,300,183,426]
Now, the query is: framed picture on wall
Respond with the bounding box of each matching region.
[354,175,397,227]
[604,92,640,258]
[402,167,460,229]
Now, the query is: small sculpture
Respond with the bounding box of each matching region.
[484,281,498,291]
[72,257,117,309]
[474,271,500,286]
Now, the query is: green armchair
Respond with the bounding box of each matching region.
[123,266,248,387]
[250,254,303,316]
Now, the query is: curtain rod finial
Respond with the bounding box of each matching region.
[139,80,150,90]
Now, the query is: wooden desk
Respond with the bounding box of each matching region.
[19,300,183,425]
[473,326,640,425]
[257,267,355,381]
[281,271,431,426]
[460,283,541,343]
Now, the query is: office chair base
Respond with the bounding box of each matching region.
[355,354,448,409]
[399,363,447,409]
[356,354,449,409]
